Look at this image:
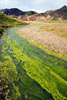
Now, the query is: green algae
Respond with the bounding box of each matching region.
[0,27,67,100]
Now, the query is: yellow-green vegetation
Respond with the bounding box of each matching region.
[18,34,67,60]
[40,21,67,38]
[0,13,26,26]
[0,27,4,35]
[64,14,67,20]
[0,27,67,100]
[52,15,59,20]
[18,21,67,58]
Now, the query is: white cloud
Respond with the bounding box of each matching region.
[0,0,67,12]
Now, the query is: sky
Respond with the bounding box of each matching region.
[0,0,67,12]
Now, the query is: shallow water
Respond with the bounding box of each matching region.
[0,27,67,100]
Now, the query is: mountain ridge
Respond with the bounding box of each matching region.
[0,5,67,20]
[0,8,37,16]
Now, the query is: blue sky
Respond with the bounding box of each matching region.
[0,0,67,12]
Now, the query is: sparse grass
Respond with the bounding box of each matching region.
[18,21,67,58]
[24,21,67,38]
[40,22,67,38]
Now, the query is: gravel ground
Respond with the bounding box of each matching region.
[19,22,67,57]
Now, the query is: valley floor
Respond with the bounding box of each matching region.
[19,21,67,58]
[0,22,67,100]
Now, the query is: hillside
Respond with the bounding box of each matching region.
[0,12,27,36]
[0,13,24,26]
[0,8,25,16]
[43,5,67,20]
[44,6,67,16]
[0,8,37,16]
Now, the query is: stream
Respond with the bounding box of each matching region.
[0,26,67,100]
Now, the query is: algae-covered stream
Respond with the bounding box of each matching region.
[0,26,67,100]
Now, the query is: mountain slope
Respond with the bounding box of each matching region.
[43,5,67,20]
[0,8,25,16]
[0,8,37,16]
[44,6,67,16]
[18,5,67,21]
[0,12,25,26]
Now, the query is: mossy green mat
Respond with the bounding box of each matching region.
[0,27,67,100]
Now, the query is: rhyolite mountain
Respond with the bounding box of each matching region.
[39,5,67,20]
[0,5,67,20]
[43,5,67,17]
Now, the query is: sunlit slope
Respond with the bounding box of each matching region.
[0,13,25,26]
